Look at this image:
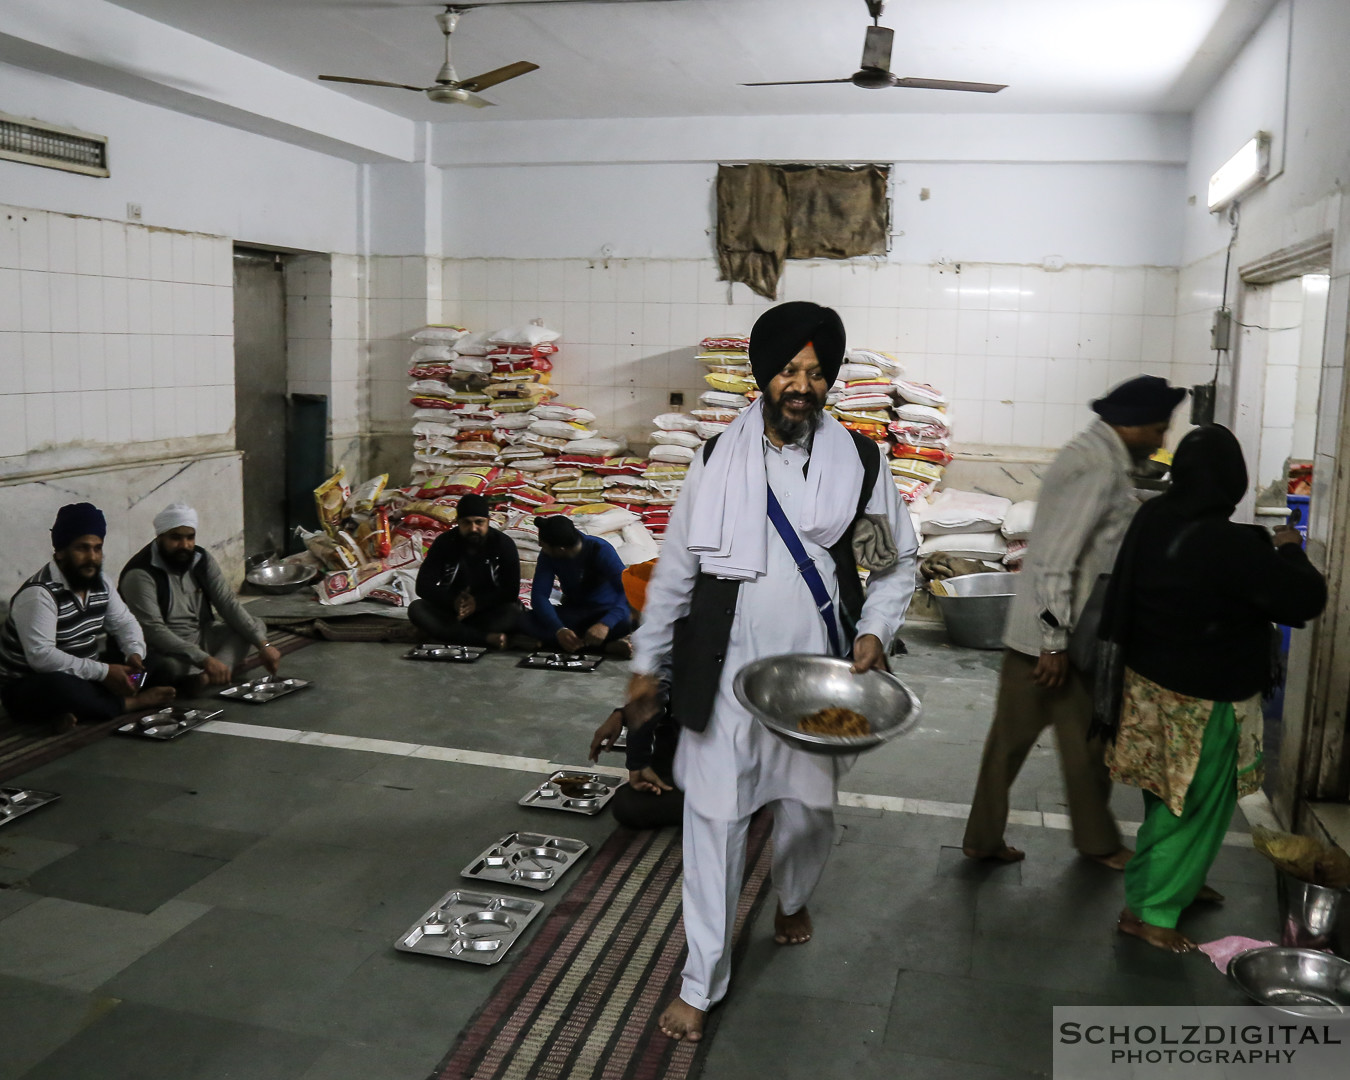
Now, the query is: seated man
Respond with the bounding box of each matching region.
[409,494,521,649]
[119,503,280,693]
[590,687,683,830]
[0,503,175,731]
[528,515,635,657]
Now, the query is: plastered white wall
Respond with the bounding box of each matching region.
[0,62,362,255]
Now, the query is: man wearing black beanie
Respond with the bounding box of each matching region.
[963,375,1186,868]
[409,495,521,649]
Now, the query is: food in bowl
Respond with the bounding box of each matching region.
[797,706,871,738]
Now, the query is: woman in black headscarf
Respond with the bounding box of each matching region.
[1096,425,1325,951]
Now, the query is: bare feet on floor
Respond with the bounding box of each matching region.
[962,844,1026,863]
[485,632,508,651]
[774,903,813,945]
[1117,908,1196,953]
[658,998,706,1042]
[1084,846,1133,871]
[605,635,634,660]
[1193,884,1225,904]
[51,712,78,734]
[126,686,176,712]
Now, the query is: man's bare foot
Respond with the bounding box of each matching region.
[485,632,508,651]
[1193,884,1225,904]
[1084,846,1133,871]
[657,998,705,1042]
[962,844,1026,863]
[51,712,78,734]
[774,903,813,945]
[125,686,176,712]
[605,635,634,660]
[1117,908,1196,953]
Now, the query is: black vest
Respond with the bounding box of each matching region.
[119,543,215,633]
[666,429,881,733]
[0,564,112,681]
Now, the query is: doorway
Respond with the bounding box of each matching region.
[233,248,288,557]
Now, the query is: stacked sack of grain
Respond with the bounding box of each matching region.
[913,490,1013,569]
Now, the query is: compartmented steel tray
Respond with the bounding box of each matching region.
[0,786,61,827]
[517,652,603,672]
[395,889,543,964]
[218,677,311,704]
[518,769,626,815]
[404,644,486,663]
[461,831,589,891]
[115,707,222,740]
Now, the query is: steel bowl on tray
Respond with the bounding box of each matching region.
[245,562,319,594]
[1228,946,1350,1016]
[733,654,921,756]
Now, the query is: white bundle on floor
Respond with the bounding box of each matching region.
[918,490,1013,535]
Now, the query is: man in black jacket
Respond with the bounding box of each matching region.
[409,494,521,649]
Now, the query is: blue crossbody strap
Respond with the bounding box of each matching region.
[766,486,844,658]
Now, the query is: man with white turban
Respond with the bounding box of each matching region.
[119,504,280,692]
[626,302,919,1042]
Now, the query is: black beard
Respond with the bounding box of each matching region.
[763,392,823,446]
[164,548,195,570]
[61,562,100,586]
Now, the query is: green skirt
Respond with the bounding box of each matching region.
[1123,701,1238,929]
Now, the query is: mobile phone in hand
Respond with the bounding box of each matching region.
[128,671,146,689]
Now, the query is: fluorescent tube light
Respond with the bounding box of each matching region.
[1207,133,1271,211]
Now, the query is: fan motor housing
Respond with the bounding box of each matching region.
[851,68,898,90]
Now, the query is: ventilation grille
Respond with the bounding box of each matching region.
[0,112,109,178]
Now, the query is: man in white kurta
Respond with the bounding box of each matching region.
[627,302,918,1042]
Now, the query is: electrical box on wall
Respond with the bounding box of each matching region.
[1191,383,1216,425]
[1211,307,1233,351]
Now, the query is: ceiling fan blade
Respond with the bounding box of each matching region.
[742,78,853,86]
[454,61,539,93]
[860,25,893,71]
[319,75,427,92]
[458,92,495,109]
[893,77,1007,93]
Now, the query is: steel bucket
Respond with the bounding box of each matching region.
[930,571,1015,650]
[1277,867,1350,957]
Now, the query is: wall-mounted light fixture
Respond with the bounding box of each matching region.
[1207,133,1271,212]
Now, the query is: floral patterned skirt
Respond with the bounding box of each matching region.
[1105,668,1263,816]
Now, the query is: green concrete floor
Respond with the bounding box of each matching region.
[0,627,1276,1079]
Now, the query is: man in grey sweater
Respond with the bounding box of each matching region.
[962,376,1186,868]
[119,504,280,693]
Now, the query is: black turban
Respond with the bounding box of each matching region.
[456,494,491,520]
[51,503,106,551]
[1091,375,1187,426]
[535,514,581,549]
[749,301,846,391]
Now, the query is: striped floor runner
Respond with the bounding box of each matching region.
[435,814,773,1080]
[0,631,311,783]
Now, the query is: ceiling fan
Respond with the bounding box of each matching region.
[319,6,540,109]
[745,0,1006,95]
[318,1,694,108]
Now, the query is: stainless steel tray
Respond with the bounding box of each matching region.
[0,786,61,827]
[405,644,486,663]
[517,652,603,672]
[518,769,626,815]
[218,677,312,704]
[461,831,589,892]
[115,707,222,740]
[395,889,543,964]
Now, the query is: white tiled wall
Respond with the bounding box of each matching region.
[0,204,234,474]
[285,253,368,451]
[433,257,1179,450]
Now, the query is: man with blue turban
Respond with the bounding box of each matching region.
[0,504,173,731]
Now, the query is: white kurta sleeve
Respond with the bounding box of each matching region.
[853,447,920,647]
[630,455,706,677]
[11,587,109,681]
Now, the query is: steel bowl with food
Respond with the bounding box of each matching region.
[733,654,921,756]
[1227,946,1350,1016]
[245,562,319,594]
